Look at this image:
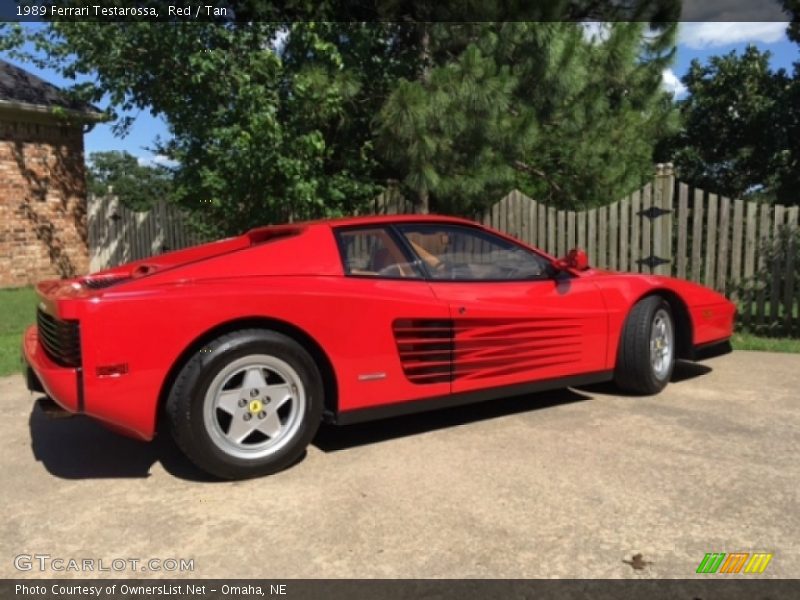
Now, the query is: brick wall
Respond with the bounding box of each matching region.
[0,116,89,288]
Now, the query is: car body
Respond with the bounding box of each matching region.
[22,214,735,478]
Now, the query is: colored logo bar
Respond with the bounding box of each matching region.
[696,553,773,574]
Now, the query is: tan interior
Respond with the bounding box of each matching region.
[345,228,413,277]
[407,237,443,270]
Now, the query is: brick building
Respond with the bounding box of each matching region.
[0,60,103,288]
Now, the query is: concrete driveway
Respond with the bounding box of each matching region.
[0,350,798,579]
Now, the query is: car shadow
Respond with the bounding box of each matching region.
[28,386,592,478]
[576,360,712,397]
[312,387,592,453]
[29,363,711,479]
[28,400,219,482]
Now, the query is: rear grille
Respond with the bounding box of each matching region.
[37,308,81,367]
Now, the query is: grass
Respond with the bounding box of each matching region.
[0,287,37,377]
[0,285,798,378]
[731,331,800,354]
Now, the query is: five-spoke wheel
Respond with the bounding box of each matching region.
[204,356,305,459]
[167,329,323,479]
[614,296,676,394]
[649,308,673,382]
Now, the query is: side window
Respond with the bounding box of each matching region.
[337,227,421,279]
[398,224,553,281]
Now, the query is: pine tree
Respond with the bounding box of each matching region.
[376,22,678,214]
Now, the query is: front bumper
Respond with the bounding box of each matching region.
[21,325,81,414]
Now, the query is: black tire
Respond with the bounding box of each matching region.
[614,296,675,395]
[166,329,324,479]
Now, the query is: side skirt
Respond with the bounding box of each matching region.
[690,338,733,361]
[335,370,614,426]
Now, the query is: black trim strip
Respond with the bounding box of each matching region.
[690,339,732,361]
[76,367,84,413]
[335,370,613,425]
[25,365,45,394]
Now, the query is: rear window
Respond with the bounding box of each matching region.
[336,227,422,279]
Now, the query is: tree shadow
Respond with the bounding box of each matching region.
[10,130,87,280]
[575,360,712,397]
[313,387,593,453]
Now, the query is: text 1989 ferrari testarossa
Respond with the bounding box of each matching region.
[23,215,734,478]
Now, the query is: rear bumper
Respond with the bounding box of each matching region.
[21,325,81,414]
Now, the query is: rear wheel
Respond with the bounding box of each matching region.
[166,329,323,479]
[614,296,675,395]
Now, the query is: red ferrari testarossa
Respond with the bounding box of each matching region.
[23,215,734,478]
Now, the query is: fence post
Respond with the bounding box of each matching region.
[87,194,99,272]
[654,163,675,276]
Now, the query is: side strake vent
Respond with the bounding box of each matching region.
[393,317,583,384]
[37,308,81,367]
[453,318,582,381]
[393,319,454,384]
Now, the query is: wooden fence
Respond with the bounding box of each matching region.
[88,165,800,335]
[87,194,203,272]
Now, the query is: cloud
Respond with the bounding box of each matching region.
[662,68,688,97]
[679,22,788,49]
[273,28,289,54]
[581,22,611,44]
[137,154,178,168]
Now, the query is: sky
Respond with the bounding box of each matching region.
[2,22,798,166]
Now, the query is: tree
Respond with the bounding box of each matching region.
[17,21,395,236]
[8,5,680,234]
[778,3,800,205]
[86,151,174,211]
[377,22,678,213]
[658,47,792,203]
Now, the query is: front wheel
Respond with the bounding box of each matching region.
[166,329,323,479]
[614,296,676,395]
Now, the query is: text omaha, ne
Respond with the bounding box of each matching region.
[16,583,286,596]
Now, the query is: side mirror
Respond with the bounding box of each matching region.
[554,248,589,271]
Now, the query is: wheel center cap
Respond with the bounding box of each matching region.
[248,399,263,414]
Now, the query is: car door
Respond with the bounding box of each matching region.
[394,223,609,395]
[330,225,451,412]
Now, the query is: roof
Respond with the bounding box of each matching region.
[0,59,104,121]
[246,214,480,237]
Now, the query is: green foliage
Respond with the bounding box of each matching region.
[0,23,23,51]
[783,0,800,44]
[20,22,392,236]
[736,226,800,337]
[658,46,797,205]
[378,22,678,213]
[87,151,174,211]
[12,15,679,233]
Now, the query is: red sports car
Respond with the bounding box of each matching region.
[22,215,735,479]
